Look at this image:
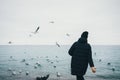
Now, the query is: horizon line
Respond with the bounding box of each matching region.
[0,44,120,46]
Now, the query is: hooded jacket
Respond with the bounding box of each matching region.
[68,31,94,75]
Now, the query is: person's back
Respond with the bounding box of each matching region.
[68,31,96,80]
[72,41,90,58]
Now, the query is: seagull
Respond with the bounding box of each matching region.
[49,21,54,24]
[12,71,16,75]
[36,62,41,67]
[66,33,70,37]
[107,62,111,65]
[21,59,26,62]
[99,59,102,62]
[56,72,61,77]
[112,68,115,71]
[8,41,12,44]
[36,74,50,80]
[29,34,32,37]
[35,26,40,33]
[26,71,29,75]
[34,65,38,69]
[10,56,13,59]
[56,42,60,47]
[32,26,40,34]
[53,66,56,68]
[19,70,22,74]
[36,62,40,65]
[25,63,29,65]
[8,68,12,71]
[94,52,96,55]
[51,62,53,64]
[46,59,50,62]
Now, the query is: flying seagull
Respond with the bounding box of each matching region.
[49,21,54,24]
[8,41,12,44]
[56,42,60,47]
[66,33,70,37]
[32,26,40,34]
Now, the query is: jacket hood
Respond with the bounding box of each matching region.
[78,31,88,43]
[81,31,88,39]
[78,38,87,43]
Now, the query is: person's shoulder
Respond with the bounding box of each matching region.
[87,43,91,46]
[87,43,91,48]
[72,41,78,45]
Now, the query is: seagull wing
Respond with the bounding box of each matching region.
[35,26,40,33]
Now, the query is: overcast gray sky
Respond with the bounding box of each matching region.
[0,0,120,45]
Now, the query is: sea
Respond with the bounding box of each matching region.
[0,45,120,80]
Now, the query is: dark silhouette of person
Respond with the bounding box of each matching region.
[68,31,96,80]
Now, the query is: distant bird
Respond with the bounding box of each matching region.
[25,63,29,65]
[21,59,26,62]
[10,56,13,59]
[56,42,60,47]
[29,34,32,37]
[51,62,54,64]
[35,26,40,33]
[19,70,22,73]
[94,52,96,55]
[32,26,40,34]
[107,62,111,65]
[36,62,40,65]
[31,58,34,60]
[8,41,12,44]
[66,33,70,37]
[8,68,12,71]
[49,21,54,24]
[37,64,41,67]
[34,65,38,69]
[56,72,61,77]
[36,62,41,67]
[55,56,58,58]
[53,66,56,68]
[26,71,29,75]
[12,71,16,75]
[112,68,115,71]
[36,74,50,80]
[99,59,102,62]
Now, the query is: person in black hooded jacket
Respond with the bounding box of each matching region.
[68,31,96,80]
